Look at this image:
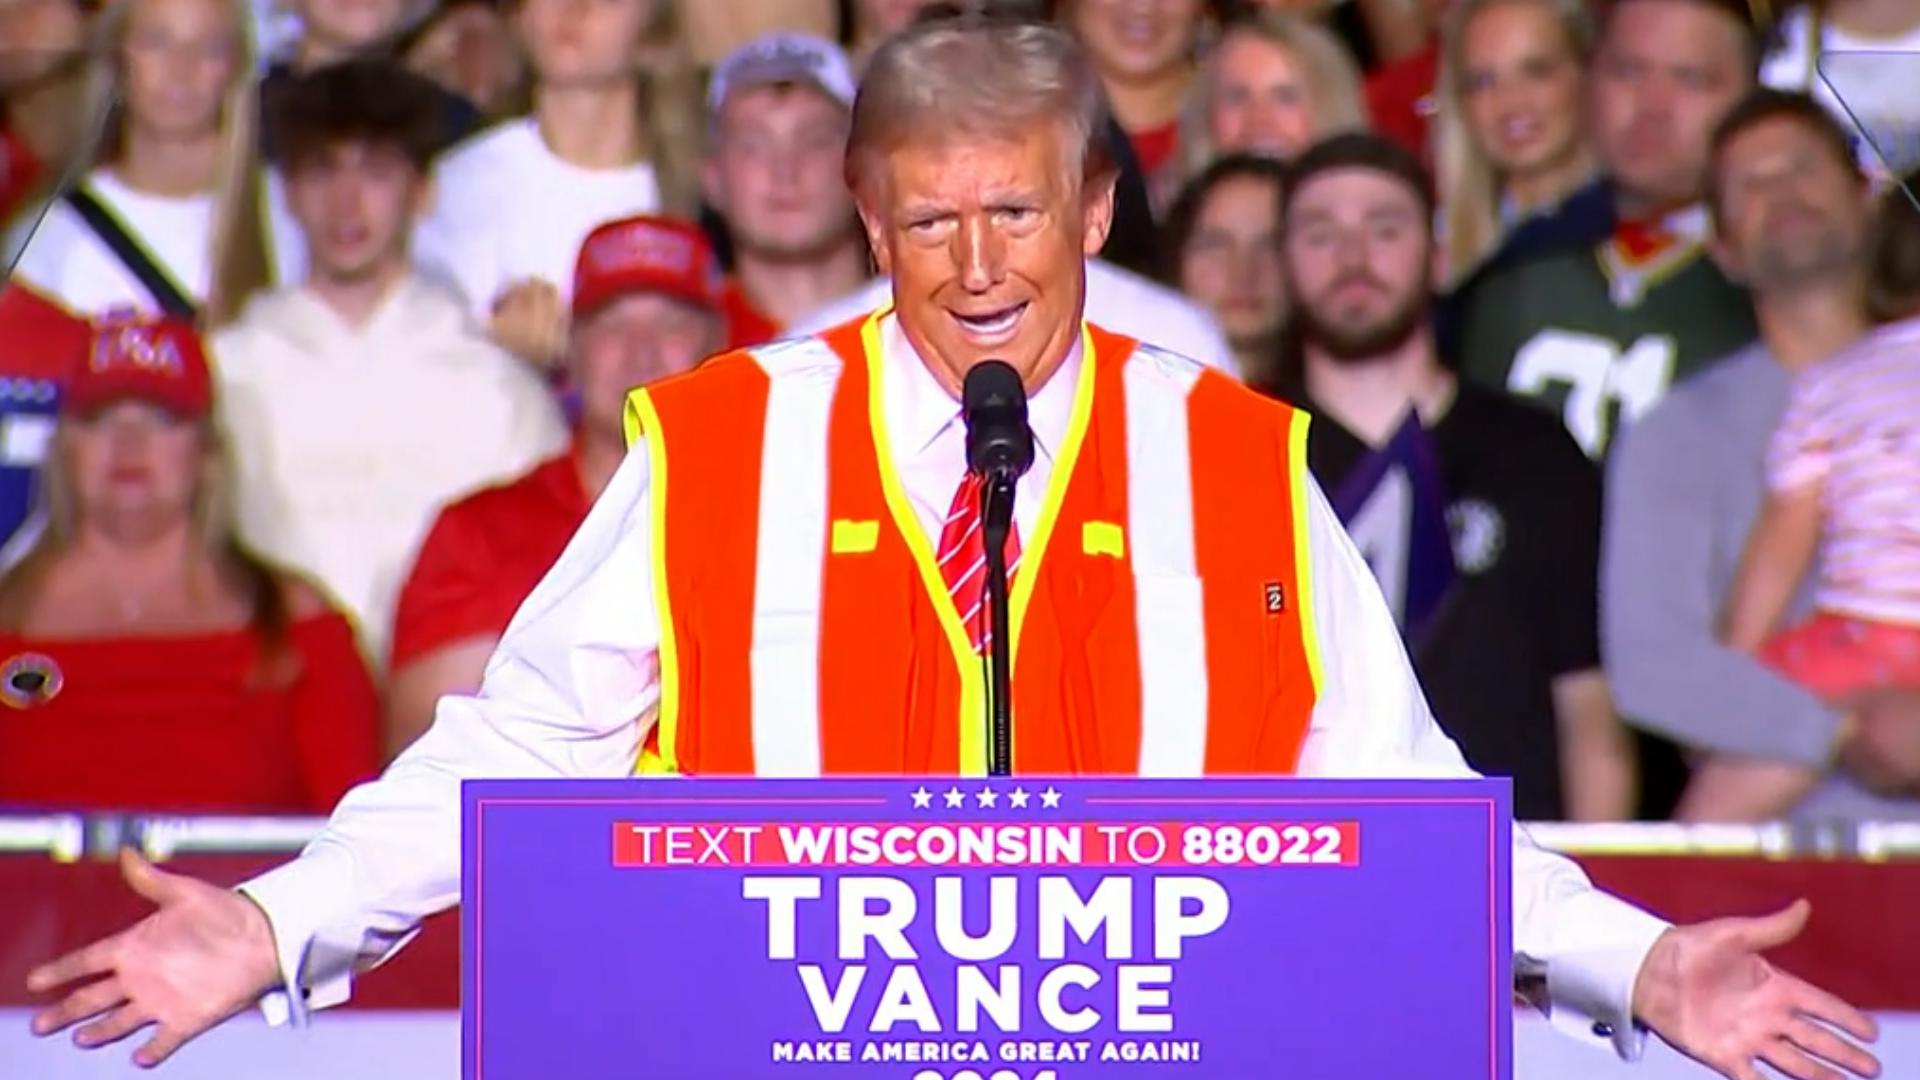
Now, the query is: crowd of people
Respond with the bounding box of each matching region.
[1,0,1918,823]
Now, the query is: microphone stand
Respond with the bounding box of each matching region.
[980,471,1016,777]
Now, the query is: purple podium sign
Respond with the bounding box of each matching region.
[463,778,1512,1080]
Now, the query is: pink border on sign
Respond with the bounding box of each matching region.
[473,793,1501,1080]
[473,794,886,1080]
[1089,795,1502,1080]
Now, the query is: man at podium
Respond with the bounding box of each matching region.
[28,12,1881,1080]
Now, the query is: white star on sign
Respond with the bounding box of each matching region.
[1007,787,1031,808]
[910,786,933,809]
[1039,786,1063,809]
[976,787,999,808]
[944,786,966,809]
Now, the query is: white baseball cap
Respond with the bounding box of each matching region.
[707,32,858,117]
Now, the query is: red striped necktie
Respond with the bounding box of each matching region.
[936,473,1022,654]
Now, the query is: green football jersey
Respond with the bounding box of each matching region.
[1456,235,1757,458]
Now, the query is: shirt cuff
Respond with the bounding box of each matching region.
[237,843,419,1027]
[1530,889,1673,1060]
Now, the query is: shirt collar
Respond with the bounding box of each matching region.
[882,312,1082,468]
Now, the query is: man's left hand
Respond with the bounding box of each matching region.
[1631,900,1880,1080]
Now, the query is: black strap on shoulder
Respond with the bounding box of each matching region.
[62,186,198,319]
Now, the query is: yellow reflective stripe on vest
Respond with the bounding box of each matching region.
[1123,347,1210,777]
[1006,323,1099,682]
[747,342,838,776]
[625,387,683,776]
[1287,410,1326,698]
[857,312,989,773]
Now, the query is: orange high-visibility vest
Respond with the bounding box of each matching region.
[624,310,1325,777]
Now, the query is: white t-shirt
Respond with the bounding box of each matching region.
[412,117,663,319]
[8,169,213,317]
[6,167,308,316]
[212,274,569,666]
[789,259,1244,380]
[1762,9,1920,180]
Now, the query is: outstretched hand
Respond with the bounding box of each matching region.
[1633,900,1880,1080]
[26,848,282,1068]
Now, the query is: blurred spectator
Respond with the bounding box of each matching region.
[0,0,92,230]
[1603,91,1920,820]
[413,0,703,368]
[844,0,938,69]
[0,317,378,813]
[0,282,89,551]
[674,0,838,66]
[401,0,529,120]
[1433,0,1598,287]
[1452,0,1761,458]
[702,33,866,345]
[262,0,483,148]
[1761,0,1920,181]
[387,214,723,753]
[1063,0,1213,195]
[1160,153,1287,383]
[8,0,274,325]
[1243,0,1414,71]
[1722,188,1920,701]
[1361,0,1447,160]
[1267,133,1634,821]
[214,59,566,667]
[1175,10,1368,180]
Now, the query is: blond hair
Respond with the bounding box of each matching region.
[847,14,1113,200]
[80,0,273,329]
[1434,0,1595,286]
[1176,11,1369,182]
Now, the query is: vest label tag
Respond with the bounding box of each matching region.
[831,519,880,554]
[1264,582,1286,614]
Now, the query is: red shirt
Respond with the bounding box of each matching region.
[0,281,89,380]
[390,448,591,671]
[1128,120,1181,179]
[1366,44,1440,164]
[722,278,781,351]
[0,124,43,227]
[0,610,379,813]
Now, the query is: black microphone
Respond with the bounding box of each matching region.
[963,361,1035,481]
[961,360,1030,777]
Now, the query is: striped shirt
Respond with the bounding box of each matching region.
[1768,315,1920,624]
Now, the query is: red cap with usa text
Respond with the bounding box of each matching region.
[571,215,725,318]
[64,317,214,419]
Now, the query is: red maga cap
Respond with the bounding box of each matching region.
[65,317,213,419]
[571,215,725,318]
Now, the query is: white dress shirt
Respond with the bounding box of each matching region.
[241,312,1670,1059]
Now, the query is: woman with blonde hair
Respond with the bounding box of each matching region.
[1176,10,1368,188]
[1432,0,1597,286]
[8,0,276,327]
[0,317,378,813]
[413,0,703,368]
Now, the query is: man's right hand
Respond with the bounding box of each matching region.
[26,847,282,1068]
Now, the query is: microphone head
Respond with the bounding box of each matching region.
[963,360,1035,480]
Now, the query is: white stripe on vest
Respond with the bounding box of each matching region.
[1124,343,1209,777]
[746,338,842,776]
